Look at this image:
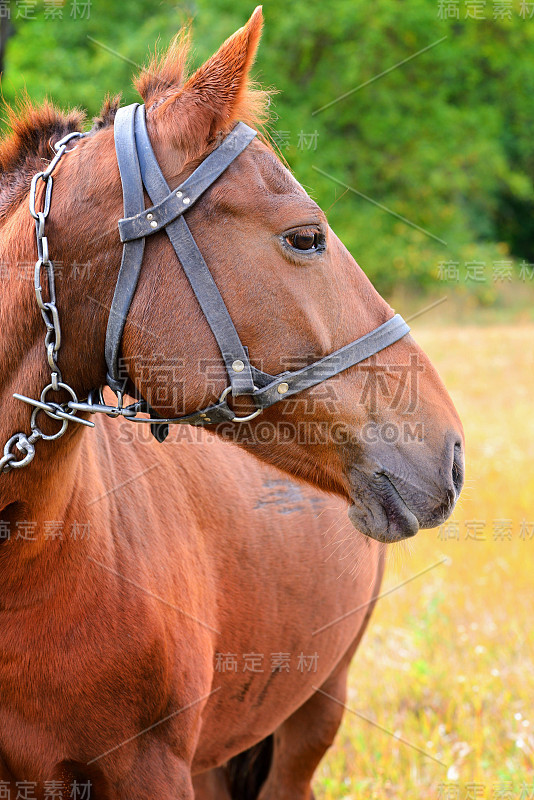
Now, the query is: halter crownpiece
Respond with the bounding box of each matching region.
[3,103,410,471]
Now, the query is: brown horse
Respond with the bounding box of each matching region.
[0,8,464,799]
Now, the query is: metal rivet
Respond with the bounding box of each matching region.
[182,197,190,205]
[176,190,183,198]
[232,359,245,373]
[146,213,153,220]
[150,220,158,229]
[277,382,289,394]
[204,417,211,422]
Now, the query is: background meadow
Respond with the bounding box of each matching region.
[317,325,534,798]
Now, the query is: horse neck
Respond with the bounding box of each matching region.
[0,382,107,607]
[0,208,101,545]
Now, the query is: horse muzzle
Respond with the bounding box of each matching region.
[347,434,464,543]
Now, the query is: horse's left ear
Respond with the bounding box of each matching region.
[148,7,263,149]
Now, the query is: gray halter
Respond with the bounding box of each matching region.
[4,102,410,473]
[97,103,410,441]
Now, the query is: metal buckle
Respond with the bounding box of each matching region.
[218,386,262,422]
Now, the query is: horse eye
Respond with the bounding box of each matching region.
[285,230,319,251]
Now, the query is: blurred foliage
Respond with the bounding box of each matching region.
[1,0,534,295]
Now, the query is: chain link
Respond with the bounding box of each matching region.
[1,131,93,475]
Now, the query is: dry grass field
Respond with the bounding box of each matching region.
[316,325,534,799]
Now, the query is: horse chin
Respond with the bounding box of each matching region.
[347,489,420,544]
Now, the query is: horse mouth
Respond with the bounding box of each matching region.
[347,473,420,543]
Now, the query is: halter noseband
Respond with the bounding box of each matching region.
[3,103,410,472]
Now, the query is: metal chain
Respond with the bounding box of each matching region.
[0,131,94,476]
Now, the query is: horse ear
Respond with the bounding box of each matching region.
[150,7,263,149]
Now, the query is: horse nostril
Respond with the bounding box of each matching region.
[452,441,464,496]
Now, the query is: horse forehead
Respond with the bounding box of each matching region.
[208,141,320,216]
[249,144,301,193]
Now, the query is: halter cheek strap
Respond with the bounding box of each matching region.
[106,103,257,399]
[95,103,411,440]
[105,104,146,396]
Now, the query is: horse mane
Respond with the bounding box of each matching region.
[0,97,84,218]
[0,96,85,176]
[0,91,130,218]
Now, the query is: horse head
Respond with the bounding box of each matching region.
[0,8,464,542]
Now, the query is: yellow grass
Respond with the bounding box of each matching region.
[316,325,534,800]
